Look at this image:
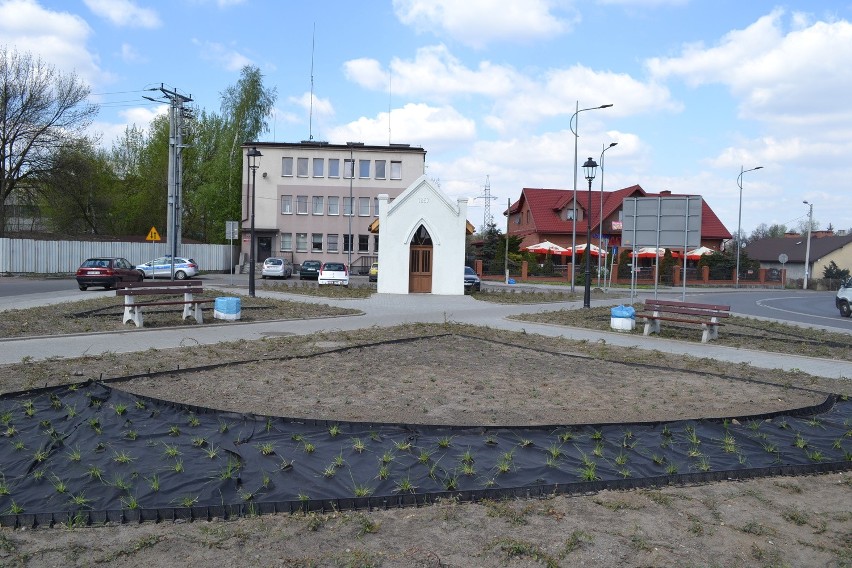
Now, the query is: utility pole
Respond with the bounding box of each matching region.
[475,175,497,232]
[145,85,193,279]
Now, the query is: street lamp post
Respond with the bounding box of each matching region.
[735,165,763,288]
[598,142,617,289]
[347,146,354,269]
[582,157,598,308]
[247,146,262,298]
[803,200,813,290]
[570,102,613,293]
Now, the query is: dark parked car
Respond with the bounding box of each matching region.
[464,266,481,293]
[75,257,142,290]
[299,260,321,280]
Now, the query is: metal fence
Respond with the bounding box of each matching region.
[0,238,239,275]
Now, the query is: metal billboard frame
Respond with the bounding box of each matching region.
[622,196,703,300]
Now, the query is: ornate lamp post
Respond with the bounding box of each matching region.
[247,146,262,297]
[582,157,598,308]
[735,165,762,288]
[570,102,613,292]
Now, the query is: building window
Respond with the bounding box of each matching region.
[358,234,369,253]
[359,197,370,216]
[312,158,324,177]
[281,195,292,214]
[296,233,308,252]
[343,197,353,216]
[344,159,354,179]
[528,211,532,223]
[375,160,386,179]
[328,158,340,178]
[359,159,370,178]
[280,232,292,251]
[312,196,324,215]
[373,197,379,217]
[327,233,339,253]
[328,196,339,215]
[373,235,379,252]
[390,161,402,180]
[296,195,308,215]
[343,234,352,253]
[311,233,323,252]
[282,157,293,176]
[297,157,308,177]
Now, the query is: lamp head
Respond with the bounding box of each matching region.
[599,104,614,109]
[247,147,263,158]
[582,157,598,181]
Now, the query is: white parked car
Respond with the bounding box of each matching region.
[136,256,199,280]
[318,261,349,286]
[261,257,293,279]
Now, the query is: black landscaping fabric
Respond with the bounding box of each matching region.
[0,381,850,527]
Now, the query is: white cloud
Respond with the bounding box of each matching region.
[486,65,679,133]
[392,0,577,48]
[94,104,167,147]
[647,9,852,126]
[326,103,476,150]
[288,92,335,117]
[0,0,108,86]
[83,0,160,28]
[344,45,523,101]
[119,43,144,63]
[192,39,253,72]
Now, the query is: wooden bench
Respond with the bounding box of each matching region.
[115,280,214,328]
[637,298,731,343]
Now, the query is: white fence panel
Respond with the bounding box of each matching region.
[0,238,238,274]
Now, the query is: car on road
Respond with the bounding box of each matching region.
[318,261,349,286]
[368,262,378,282]
[75,257,142,290]
[464,266,481,293]
[837,277,852,317]
[299,260,321,280]
[136,256,199,280]
[261,257,293,279]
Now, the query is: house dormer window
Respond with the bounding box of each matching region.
[566,208,575,221]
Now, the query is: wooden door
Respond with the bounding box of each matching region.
[409,245,432,293]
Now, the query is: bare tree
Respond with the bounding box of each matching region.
[0,46,97,236]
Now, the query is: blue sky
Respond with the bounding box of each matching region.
[2,0,852,238]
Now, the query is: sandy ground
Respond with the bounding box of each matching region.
[0,325,850,567]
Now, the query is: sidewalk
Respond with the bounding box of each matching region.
[2,280,852,380]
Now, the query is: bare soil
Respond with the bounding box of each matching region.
[0,314,850,566]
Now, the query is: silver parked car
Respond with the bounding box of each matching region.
[136,256,199,280]
[261,257,293,279]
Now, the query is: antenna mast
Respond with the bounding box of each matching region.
[309,23,315,140]
[388,73,392,145]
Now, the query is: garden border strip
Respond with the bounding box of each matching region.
[1,379,849,528]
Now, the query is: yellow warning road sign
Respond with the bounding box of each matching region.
[146,226,161,241]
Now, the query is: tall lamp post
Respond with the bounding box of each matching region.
[582,157,598,308]
[346,145,355,269]
[570,102,613,293]
[803,200,813,290]
[735,165,763,288]
[598,142,617,289]
[247,146,262,297]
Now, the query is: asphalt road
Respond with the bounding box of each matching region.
[671,288,852,333]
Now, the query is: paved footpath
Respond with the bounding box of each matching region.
[2,282,851,380]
